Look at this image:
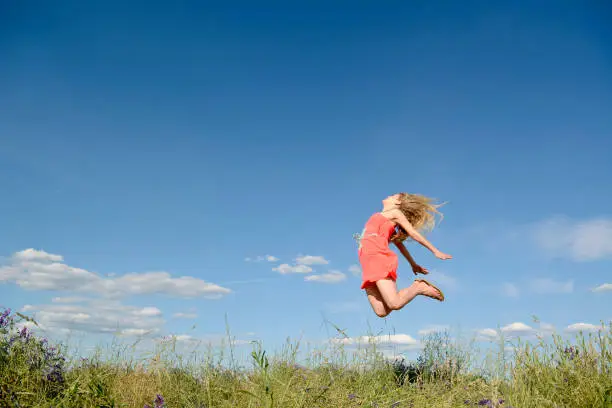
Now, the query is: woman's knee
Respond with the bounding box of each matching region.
[374,308,390,317]
[386,298,403,311]
[375,279,400,308]
[369,302,390,317]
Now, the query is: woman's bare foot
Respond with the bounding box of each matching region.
[414,279,444,301]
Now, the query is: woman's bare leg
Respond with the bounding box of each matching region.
[365,285,392,317]
[376,278,443,312]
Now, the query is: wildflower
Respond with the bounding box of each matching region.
[348,393,356,400]
[46,369,64,383]
[0,308,11,328]
[564,346,579,360]
[154,394,165,408]
[478,399,493,406]
[19,326,31,341]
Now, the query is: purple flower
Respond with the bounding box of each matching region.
[154,394,165,408]
[348,393,356,400]
[46,369,64,383]
[0,308,11,327]
[478,399,493,407]
[19,326,31,341]
[564,346,579,360]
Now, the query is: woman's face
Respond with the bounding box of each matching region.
[382,194,401,208]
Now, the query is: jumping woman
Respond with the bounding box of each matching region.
[356,193,452,318]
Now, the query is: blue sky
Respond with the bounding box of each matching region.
[1,1,611,361]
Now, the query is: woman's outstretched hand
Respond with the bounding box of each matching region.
[411,264,429,275]
[433,250,453,260]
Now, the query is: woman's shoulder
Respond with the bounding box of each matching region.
[379,209,400,221]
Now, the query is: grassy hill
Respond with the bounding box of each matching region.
[1,308,610,407]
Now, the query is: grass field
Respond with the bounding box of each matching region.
[1,307,611,408]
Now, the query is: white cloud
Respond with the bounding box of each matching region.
[132,307,161,317]
[272,263,312,274]
[348,265,361,276]
[14,248,63,262]
[565,323,603,333]
[105,272,230,299]
[533,217,612,261]
[476,328,499,341]
[245,255,279,262]
[159,334,195,343]
[15,320,40,331]
[502,283,519,297]
[418,325,450,337]
[529,278,573,294]
[330,334,419,349]
[379,350,410,362]
[501,322,536,337]
[296,255,329,265]
[304,270,346,284]
[51,296,87,304]
[0,255,100,292]
[120,328,153,337]
[0,249,231,299]
[269,255,330,275]
[477,321,556,341]
[592,283,612,293]
[173,312,197,319]
[22,299,164,337]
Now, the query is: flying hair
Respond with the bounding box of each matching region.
[390,193,445,243]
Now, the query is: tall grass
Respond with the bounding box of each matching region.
[1,307,611,407]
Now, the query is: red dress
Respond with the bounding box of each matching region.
[358,213,398,289]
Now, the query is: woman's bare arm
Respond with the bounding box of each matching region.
[393,240,417,266]
[388,209,452,260]
[394,241,430,274]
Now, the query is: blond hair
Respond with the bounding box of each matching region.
[390,193,445,242]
